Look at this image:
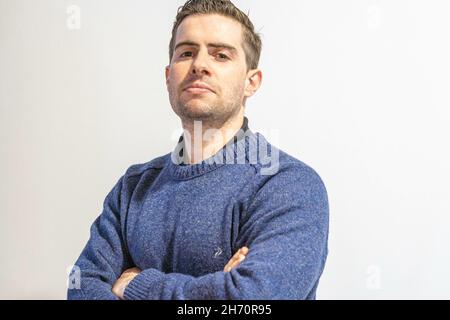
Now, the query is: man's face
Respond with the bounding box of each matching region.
[166,14,253,124]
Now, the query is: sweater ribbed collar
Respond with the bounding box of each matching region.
[168,116,255,180]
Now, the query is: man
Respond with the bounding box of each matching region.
[67,0,329,300]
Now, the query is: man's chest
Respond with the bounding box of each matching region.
[125,181,243,276]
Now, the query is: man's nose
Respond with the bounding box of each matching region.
[191,50,211,76]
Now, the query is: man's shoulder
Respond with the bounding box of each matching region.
[243,136,329,220]
[122,153,172,178]
[252,133,326,189]
[279,149,323,181]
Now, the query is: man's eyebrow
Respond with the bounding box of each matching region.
[174,41,238,54]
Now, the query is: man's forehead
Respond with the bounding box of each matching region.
[175,14,243,50]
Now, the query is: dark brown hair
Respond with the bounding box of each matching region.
[169,0,262,71]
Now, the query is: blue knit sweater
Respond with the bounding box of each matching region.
[67,117,329,300]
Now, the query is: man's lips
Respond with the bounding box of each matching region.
[183,83,215,94]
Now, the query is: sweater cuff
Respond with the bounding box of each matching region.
[123,268,164,300]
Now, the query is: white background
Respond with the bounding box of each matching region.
[1,0,449,299]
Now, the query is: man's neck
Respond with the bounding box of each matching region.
[181,108,246,165]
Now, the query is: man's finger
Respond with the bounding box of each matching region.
[123,267,141,274]
[226,254,245,271]
[240,247,249,255]
[223,247,249,272]
[225,249,244,269]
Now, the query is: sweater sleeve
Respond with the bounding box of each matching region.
[67,175,132,300]
[123,163,329,300]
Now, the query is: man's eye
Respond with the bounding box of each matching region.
[217,53,230,60]
[180,51,193,58]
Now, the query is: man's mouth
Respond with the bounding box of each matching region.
[183,82,215,94]
[184,87,214,94]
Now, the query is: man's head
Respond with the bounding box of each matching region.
[165,0,263,125]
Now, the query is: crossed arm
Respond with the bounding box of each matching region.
[111,247,249,299]
[68,164,328,300]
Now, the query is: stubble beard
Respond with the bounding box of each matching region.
[170,85,244,128]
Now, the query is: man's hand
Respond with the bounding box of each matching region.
[223,247,249,272]
[111,248,248,298]
[112,267,141,299]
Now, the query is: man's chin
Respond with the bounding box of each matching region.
[180,111,216,121]
[178,103,216,119]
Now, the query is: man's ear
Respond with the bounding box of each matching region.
[244,69,263,98]
[165,65,170,87]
